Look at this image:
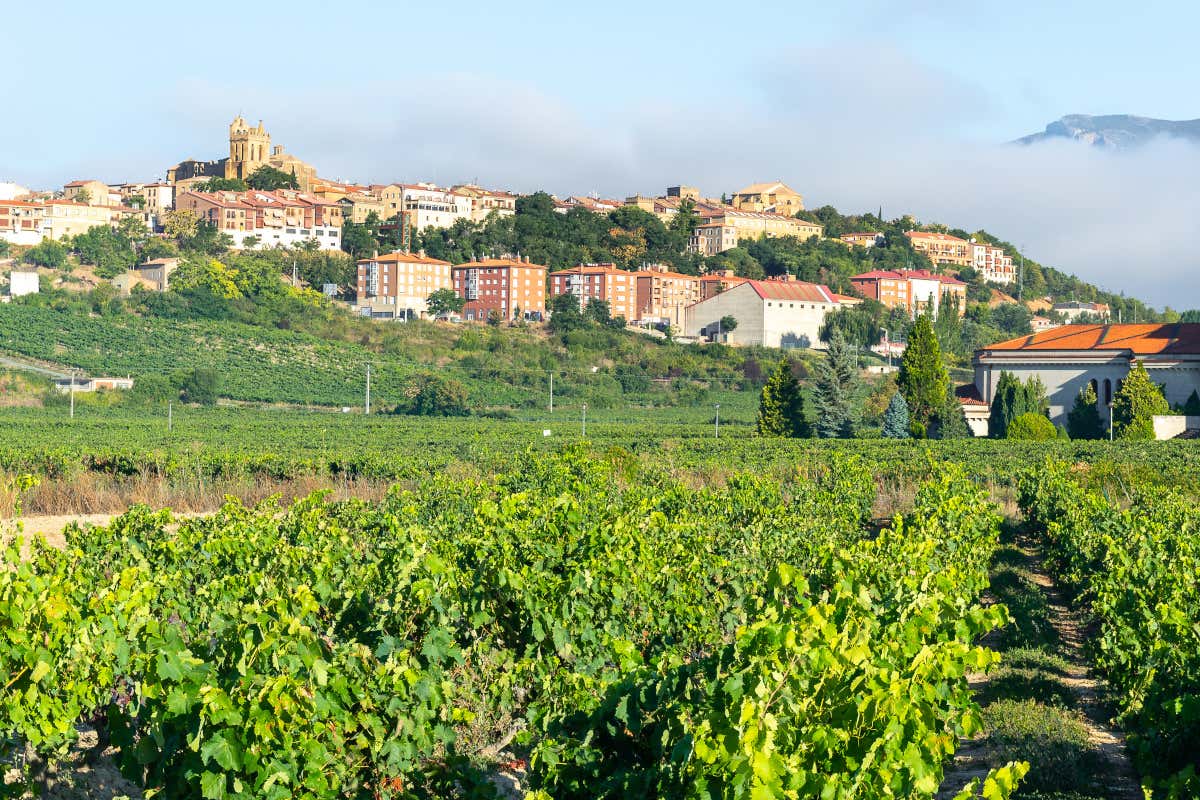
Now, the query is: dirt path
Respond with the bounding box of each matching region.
[938,523,1142,800]
[5,512,206,551]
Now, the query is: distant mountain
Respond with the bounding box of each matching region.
[1015,114,1200,149]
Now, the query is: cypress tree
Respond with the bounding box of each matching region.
[1113,361,1170,439]
[881,392,911,439]
[897,314,949,432]
[1066,383,1103,440]
[989,371,1028,439]
[1182,389,1200,416]
[757,360,810,438]
[812,329,862,438]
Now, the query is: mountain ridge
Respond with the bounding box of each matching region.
[1015,113,1200,149]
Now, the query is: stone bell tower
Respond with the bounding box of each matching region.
[225,116,271,180]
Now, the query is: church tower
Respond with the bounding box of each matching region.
[226,116,271,180]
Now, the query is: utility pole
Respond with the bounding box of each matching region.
[365,364,371,415]
[292,259,298,288]
[581,402,587,437]
[549,371,554,413]
[714,403,720,438]
[69,370,75,419]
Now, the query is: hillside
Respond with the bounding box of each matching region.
[1014,113,1200,149]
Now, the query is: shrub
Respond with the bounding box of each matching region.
[179,368,219,406]
[1006,412,1057,441]
[401,373,470,416]
[981,700,1105,795]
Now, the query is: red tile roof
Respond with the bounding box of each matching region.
[906,230,968,243]
[985,324,1200,355]
[359,252,452,266]
[955,384,989,406]
[454,258,548,270]
[850,268,965,286]
[746,279,836,303]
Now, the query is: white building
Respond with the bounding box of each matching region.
[0,182,31,201]
[376,184,472,230]
[8,270,39,297]
[683,278,847,350]
[969,240,1016,284]
[972,323,1200,428]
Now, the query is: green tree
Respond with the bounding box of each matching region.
[1180,388,1200,416]
[1112,361,1169,439]
[931,393,972,439]
[992,303,1033,335]
[584,298,612,326]
[988,372,1047,439]
[897,314,949,431]
[933,293,962,357]
[180,367,219,405]
[880,392,910,438]
[756,360,809,438]
[194,177,248,192]
[23,239,68,268]
[811,329,861,438]
[1066,383,1103,440]
[402,373,470,416]
[0,239,9,258]
[426,288,465,318]
[74,188,92,204]
[719,315,738,333]
[1007,412,1057,440]
[73,226,137,278]
[246,166,299,191]
[549,292,585,333]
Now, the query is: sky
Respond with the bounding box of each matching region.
[3,0,1199,307]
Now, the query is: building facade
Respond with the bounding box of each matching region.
[840,232,885,248]
[699,270,749,300]
[634,264,701,327]
[683,278,845,349]
[850,269,966,317]
[376,184,472,230]
[970,241,1016,284]
[8,270,39,297]
[355,251,453,319]
[548,264,638,322]
[452,257,547,321]
[730,182,805,216]
[972,323,1200,427]
[905,231,972,268]
[452,185,518,222]
[1053,301,1111,322]
[175,189,343,250]
[63,179,112,206]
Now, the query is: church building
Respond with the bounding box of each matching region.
[166,116,319,191]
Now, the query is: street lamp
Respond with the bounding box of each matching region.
[582,402,588,437]
[714,403,720,438]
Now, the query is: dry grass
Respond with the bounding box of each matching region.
[1,472,396,518]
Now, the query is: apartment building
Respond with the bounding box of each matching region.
[905,231,972,268]
[42,201,118,239]
[851,269,966,317]
[699,269,749,300]
[634,264,701,327]
[355,251,453,319]
[548,263,638,322]
[969,241,1016,284]
[1052,301,1111,322]
[175,189,343,250]
[553,196,626,214]
[452,257,547,321]
[375,184,472,230]
[0,200,47,245]
[452,184,518,222]
[689,205,823,254]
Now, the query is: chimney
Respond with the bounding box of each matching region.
[418,248,426,258]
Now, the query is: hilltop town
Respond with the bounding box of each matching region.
[1,115,1196,439]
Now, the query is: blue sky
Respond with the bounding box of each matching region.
[3,0,1199,305]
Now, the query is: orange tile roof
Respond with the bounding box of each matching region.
[906,230,968,243]
[359,252,452,266]
[985,324,1200,355]
[454,257,548,270]
[747,279,836,303]
[548,264,631,277]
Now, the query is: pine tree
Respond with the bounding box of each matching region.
[1066,383,1103,440]
[756,360,810,438]
[1113,361,1170,439]
[1182,389,1200,416]
[881,392,911,439]
[897,314,949,432]
[811,329,861,438]
[931,392,972,439]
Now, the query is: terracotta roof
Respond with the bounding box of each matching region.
[832,293,862,304]
[746,279,836,303]
[734,181,795,195]
[851,268,965,286]
[955,384,989,406]
[0,200,45,208]
[360,252,452,266]
[906,230,968,243]
[454,258,548,270]
[851,270,903,281]
[984,324,1200,355]
[548,264,631,277]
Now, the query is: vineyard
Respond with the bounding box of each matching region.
[0,449,1039,799]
